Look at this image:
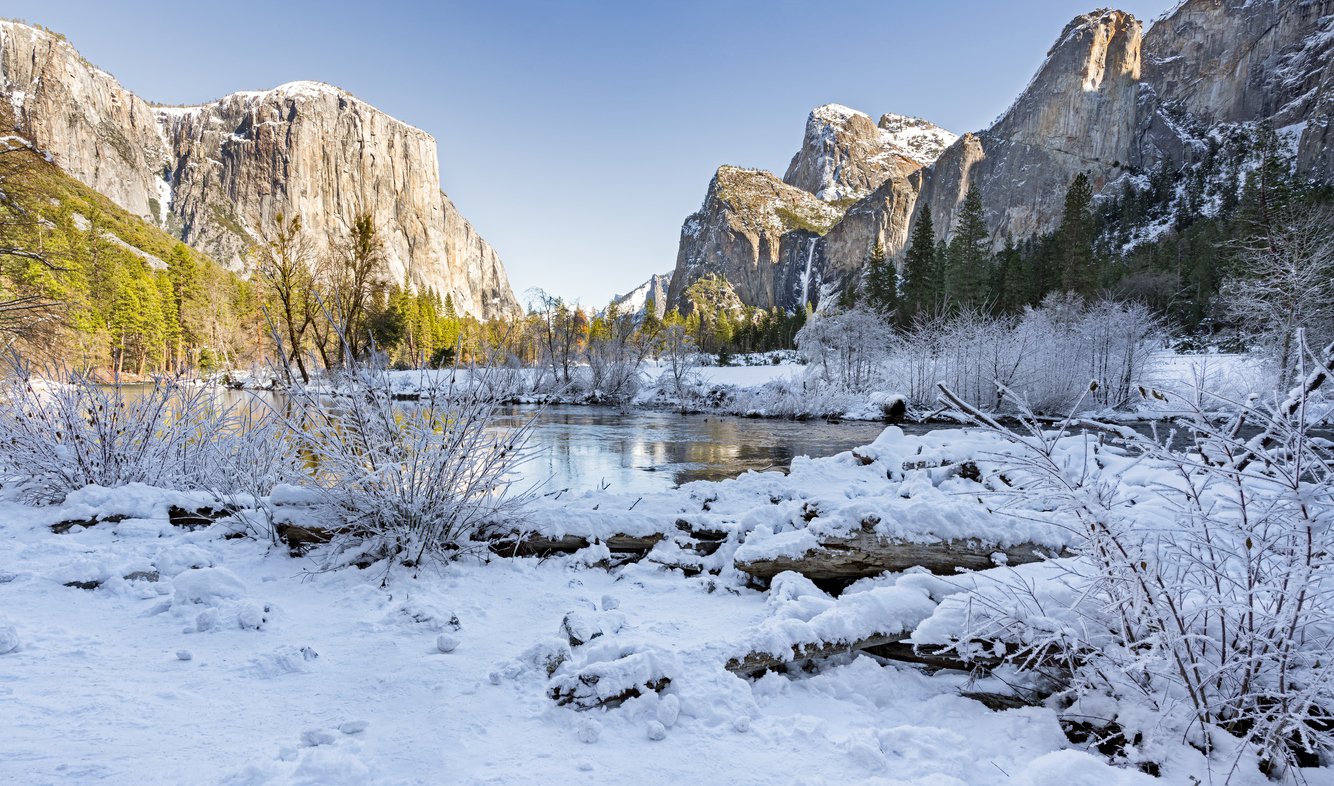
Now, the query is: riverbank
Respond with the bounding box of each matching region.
[206,348,1303,427]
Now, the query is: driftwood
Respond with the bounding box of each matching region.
[277,523,333,555]
[735,528,1067,581]
[860,640,1005,671]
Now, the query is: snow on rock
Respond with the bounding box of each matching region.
[300,728,337,747]
[560,608,626,647]
[575,716,601,744]
[172,567,247,605]
[249,645,319,678]
[435,633,460,653]
[152,544,215,578]
[739,580,937,662]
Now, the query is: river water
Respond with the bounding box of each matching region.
[491,405,906,495]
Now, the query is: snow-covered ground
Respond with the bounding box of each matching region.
[3,422,1323,784]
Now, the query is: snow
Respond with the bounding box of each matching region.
[876,113,959,166]
[610,272,671,317]
[0,417,1320,783]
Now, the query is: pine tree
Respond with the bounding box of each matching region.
[1238,123,1293,250]
[946,185,990,310]
[900,205,936,326]
[862,240,898,321]
[1058,172,1096,297]
[993,233,1025,312]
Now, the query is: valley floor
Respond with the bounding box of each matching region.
[1,423,1327,785]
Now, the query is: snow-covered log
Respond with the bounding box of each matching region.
[489,532,664,557]
[734,529,1067,581]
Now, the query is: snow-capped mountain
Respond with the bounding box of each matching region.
[611,273,672,319]
[669,0,1334,312]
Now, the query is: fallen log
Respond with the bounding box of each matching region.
[860,640,1005,672]
[725,632,899,675]
[735,529,1067,581]
[725,634,1004,676]
[489,532,664,557]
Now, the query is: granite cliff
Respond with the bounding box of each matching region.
[669,1,1334,311]
[0,20,518,318]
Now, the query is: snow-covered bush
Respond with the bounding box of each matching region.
[585,308,649,402]
[653,324,699,408]
[796,308,892,393]
[279,355,538,566]
[200,401,305,543]
[887,297,1164,413]
[936,340,1334,775]
[0,355,233,503]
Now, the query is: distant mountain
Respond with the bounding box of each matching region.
[667,1,1334,312]
[0,20,520,318]
[666,105,955,312]
[611,272,672,319]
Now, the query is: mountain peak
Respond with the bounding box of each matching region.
[784,104,955,201]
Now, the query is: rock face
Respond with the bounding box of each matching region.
[670,1,1334,311]
[611,272,672,319]
[0,21,519,318]
[665,166,843,312]
[917,9,1146,245]
[670,109,954,312]
[1143,0,1334,178]
[782,105,955,202]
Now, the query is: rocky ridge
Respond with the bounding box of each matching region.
[669,1,1334,312]
[0,21,518,318]
[611,273,672,319]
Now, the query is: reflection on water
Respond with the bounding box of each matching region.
[130,386,901,495]
[123,385,1300,497]
[489,405,907,495]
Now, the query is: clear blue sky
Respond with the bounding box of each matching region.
[11,1,1173,307]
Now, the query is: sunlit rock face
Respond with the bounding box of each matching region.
[0,21,519,318]
[783,104,954,203]
[670,1,1333,311]
[666,166,842,312]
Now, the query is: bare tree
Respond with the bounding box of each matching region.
[251,214,317,383]
[1221,205,1334,385]
[530,289,581,387]
[315,212,386,365]
[585,302,650,401]
[654,323,698,410]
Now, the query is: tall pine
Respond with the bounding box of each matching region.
[946,185,990,311]
[862,240,898,320]
[900,205,936,327]
[1058,172,1096,297]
